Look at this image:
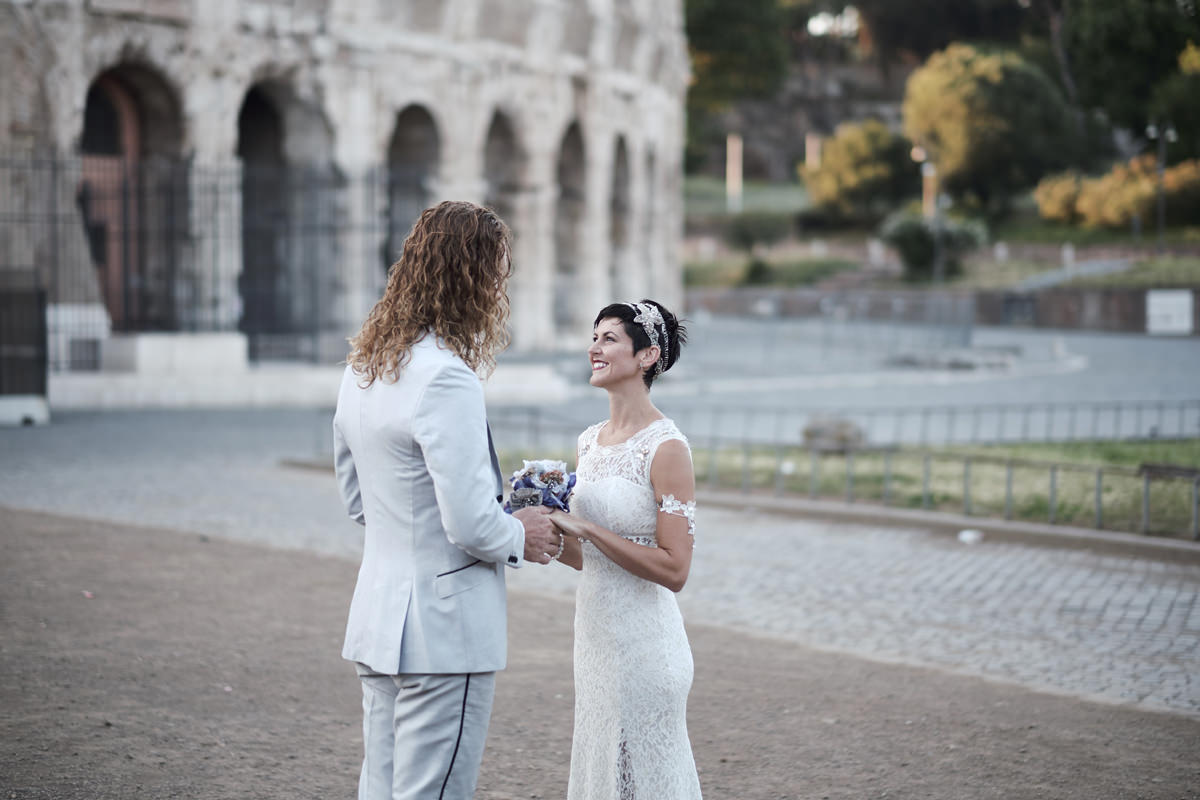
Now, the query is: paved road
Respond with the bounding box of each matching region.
[499,320,1200,448]
[511,513,1200,716]
[2,409,1197,716]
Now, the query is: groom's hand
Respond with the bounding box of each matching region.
[514,506,558,564]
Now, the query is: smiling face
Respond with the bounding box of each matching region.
[588,317,656,390]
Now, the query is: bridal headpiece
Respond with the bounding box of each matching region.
[627,301,667,376]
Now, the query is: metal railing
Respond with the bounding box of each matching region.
[670,399,1200,448]
[487,399,1200,452]
[691,444,1199,540]
[483,403,1200,540]
[0,281,47,397]
[0,153,437,369]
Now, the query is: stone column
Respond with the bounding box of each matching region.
[185,77,242,332]
[515,130,559,351]
[579,112,613,342]
[328,66,384,344]
[626,140,649,300]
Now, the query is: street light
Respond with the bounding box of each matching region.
[1146,121,1178,255]
[911,145,944,284]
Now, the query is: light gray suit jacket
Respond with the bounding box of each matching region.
[333,335,525,676]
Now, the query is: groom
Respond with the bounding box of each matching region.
[333,201,559,800]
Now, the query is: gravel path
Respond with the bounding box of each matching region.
[3,409,1198,716]
[3,506,1198,800]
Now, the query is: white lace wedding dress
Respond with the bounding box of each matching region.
[567,418,702,800]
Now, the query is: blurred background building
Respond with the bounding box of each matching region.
[0,0,689,371]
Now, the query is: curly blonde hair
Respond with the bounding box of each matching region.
[347,201,513,385]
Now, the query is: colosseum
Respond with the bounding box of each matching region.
[0,0,689,372]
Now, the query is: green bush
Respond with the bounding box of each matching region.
[903,44,1073,213]
[1075,156,1156,229]
[724,211,793,252]
[1151,72,1200,162]
[1033,172,1083,224]
[801,119,919,222]
[880,212,987,281]
[1162,159,1200,225]
[1072,156,1200,229]
[740,258,773,286]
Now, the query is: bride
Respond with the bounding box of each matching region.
[549,299,702,800]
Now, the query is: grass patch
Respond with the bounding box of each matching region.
[684,255,860,288]
[949,439,1200,468]
[1062,257,1200,290]
[927,255,1200,291]
[684,440,1198,538]
[497,439,1200,539]
[684,176,810,219]
[990,215,1200,246]
[945,258,1059,290]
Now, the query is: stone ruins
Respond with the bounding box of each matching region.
[0,0,688,367]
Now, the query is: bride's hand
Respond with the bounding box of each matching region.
[550,510,588,539]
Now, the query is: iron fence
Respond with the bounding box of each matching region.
[482,402,1200,540]
[0,153,434,370]
[487,399,1200,453]
[0,280,47,397]
[672,399,1200,448]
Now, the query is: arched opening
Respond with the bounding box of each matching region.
[236,85,286,351]
[609,136,631,300]
[77,64,183,333]
[554,122,586,335]
[384,105,440,270]
[235,80,338,361]
[483,111,524,232]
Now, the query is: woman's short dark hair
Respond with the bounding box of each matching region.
[593,299,688,389]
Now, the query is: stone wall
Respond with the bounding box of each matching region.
[0,0,689,357]
[976,288,1200,335]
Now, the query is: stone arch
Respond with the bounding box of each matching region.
[236,85,286,352]
[609,135,632,300]
[78,62,184,332]
[383,104,440,270]
[235,79,337,359]
[482,110,526,235]
[554,121,586,335]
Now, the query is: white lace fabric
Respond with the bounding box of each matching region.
[567,418,703,800]
[659,494,696,536]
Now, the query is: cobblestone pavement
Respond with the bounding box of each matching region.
[3,410,1198,716]
[510,510,1200,716]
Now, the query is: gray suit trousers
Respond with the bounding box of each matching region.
[356,665,496,800]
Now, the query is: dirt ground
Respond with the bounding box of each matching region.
[1,505,1197,800]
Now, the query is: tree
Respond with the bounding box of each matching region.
[801,119,919,221]
[1151,42,1200,162]
[1054,0,1200,133]
[685,0,789,112]
[902,44,1073,214]
[851,0,1026,67]
[684,0,791,173]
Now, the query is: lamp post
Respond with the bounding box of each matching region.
[1146,121,1178,255]
[911,145,944,284]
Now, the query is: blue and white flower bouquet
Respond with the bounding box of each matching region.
[503,459,576,513]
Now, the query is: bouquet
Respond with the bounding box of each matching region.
[503,459,576,513]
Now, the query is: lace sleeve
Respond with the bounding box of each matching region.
[658,494,696,536]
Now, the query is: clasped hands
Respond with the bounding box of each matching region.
[512,506,588,564]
